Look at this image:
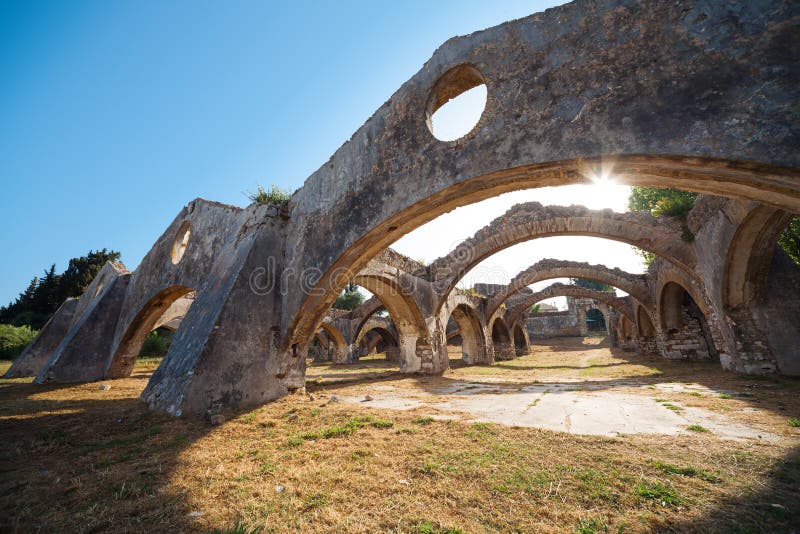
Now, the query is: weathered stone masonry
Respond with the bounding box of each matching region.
[5,0,800,417]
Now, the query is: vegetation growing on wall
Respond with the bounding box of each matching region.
[0,249,121,329]
[245,184,292,206]
[628,187,698,265]
[571,278,614,292]
[778,216,800,264]
[628,187,698,218]
[629,187,800,265]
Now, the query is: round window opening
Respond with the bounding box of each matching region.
[426,64,487,142]
[171,221,191,265]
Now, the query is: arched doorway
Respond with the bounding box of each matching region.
[636,305,658,355]
[106,286,195,378]
[491,318,514,360]
[358,325,400,362]
[318,323,349,364]
[513,324,529,356]
[446,304,487,364]
[659,282,717,361]
[585,308,606,332]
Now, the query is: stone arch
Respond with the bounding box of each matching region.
[106,286,195,378]
[318,322,348,364]
[352,263,432,373]
[585,307,607,332]
[350,297,387,343]
[508,283,636,326]
[658,281,717,361]
[484,259,651,318]
[724,205,796,308]
[619,315,635,349]
[284,0,800,350]
[637,305,656,338]
[446,303,487,364]
[356,320,400,362]
[512,323,529,356]
[425,204,694,311]
[489,316,514,361]
[309,330,331,362]
[636,304,658,355]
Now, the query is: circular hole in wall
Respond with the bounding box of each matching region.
[426,64,487,142]
[171,221,191,265]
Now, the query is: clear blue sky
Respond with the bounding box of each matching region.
[0,0,563,306]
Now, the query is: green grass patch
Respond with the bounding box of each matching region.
[370,419,394,429]
[788,418,800,428]
[653,461,720,483]
[414,416,434,426]
[284,436,304,447]
[687,424,709,432]
[304,493,328,509]
[413,519,464,534]
[718,393,733,399]
[575,517,609,534]
[635,480,681,505]
[491,469,550,495]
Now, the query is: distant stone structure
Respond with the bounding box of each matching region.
[527,296,611,339]
[5,0,799,418]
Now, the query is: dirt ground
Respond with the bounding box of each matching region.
[2,337,799,533]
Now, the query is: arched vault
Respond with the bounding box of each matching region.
[507,283,637,325]
[284,0,800,347]
[484,259,651,318]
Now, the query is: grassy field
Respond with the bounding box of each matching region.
[1,341,799,533]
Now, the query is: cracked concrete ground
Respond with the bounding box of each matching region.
[309,337,800,444]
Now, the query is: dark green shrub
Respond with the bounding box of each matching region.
[0,323,38,359]
[332,283,364,310]
[138,330,172,359]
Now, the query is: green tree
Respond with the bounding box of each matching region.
[628,187,699,265]
[571,278,614,292]
[332,283,364,311]
[529,303,542,314]
[628,187,698,218]
[0,248,121,329]
[629,187,800,266]
[778,216,800,265]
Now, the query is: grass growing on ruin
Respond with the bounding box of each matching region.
[245,184,292,206]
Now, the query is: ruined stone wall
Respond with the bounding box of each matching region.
[657,306,712,361]
[750,251,800,375]
[526,311,583,339]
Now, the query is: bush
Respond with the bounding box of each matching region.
[138,330,172,359]
[0,324,38,359]
[245,184,292,206]
[333,284,364,311]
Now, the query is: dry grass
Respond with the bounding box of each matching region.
[1,341,799,533]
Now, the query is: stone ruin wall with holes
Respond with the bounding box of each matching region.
[3,0,800,418]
